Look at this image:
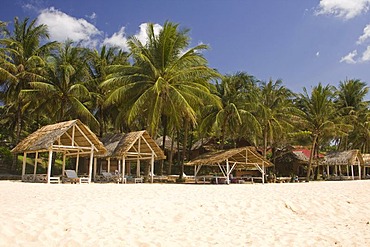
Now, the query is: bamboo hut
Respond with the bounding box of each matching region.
[186,147,273,184]
[321,150,364,180]
[95,131,166,183]
[361,154,370,178]
[11,119,106,183]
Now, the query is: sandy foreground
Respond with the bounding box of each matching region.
[1,180,370,247]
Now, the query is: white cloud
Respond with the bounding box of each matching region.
[361,46,370,61]
[36,7,102,47]
[102,27,129,51]
[316,0,370,20]
[86,12,97,21]
[316,51,320,57]
[340,50,358,63]
[357,24,370,44]
[135,23,162,45]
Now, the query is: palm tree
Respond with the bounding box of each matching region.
[334,79,369,151]
[103,21,221,177]
[86,45,129,136]
[0,17,57,144]
[296,83,348,181]
[256,79,296,158]
[26,40,98,127]
[200,72,260,149]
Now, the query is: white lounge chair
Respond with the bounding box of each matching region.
[64,170,89,184]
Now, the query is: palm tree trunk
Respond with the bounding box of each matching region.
[306,135,318,182]
[167,133,175,175]
[160,116,168,175]
[263,127,268,158]
[180,119,188,179]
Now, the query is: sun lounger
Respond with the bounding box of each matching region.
[64,170,89,184]
[101,172,125,184]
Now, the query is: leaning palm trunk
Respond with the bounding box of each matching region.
[306,135,318,182]
[167,133,175,175]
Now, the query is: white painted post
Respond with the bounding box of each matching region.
[136,159,140,177]
[151,153,154,183]
[22,152,27,181]
[351,165,354,180]
[107,157,111,173]
[327,165,330,178]
[88,146,94,183]
[358,162,361,180]
[226,159,230,184]
[47,149,53,184]
[262,163,265,184]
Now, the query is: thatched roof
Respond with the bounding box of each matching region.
[323,150,364,166]
[11,119,106,156]
[155,136,179,152]
[98,130,166,160]
[186,146,273,168]
[362,154,370,166]
[292,150,310,162]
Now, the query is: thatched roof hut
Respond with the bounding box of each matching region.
[186,147,273,183]
[11,119,106,155]
[155,136,179,152]
[323,150,364,166]
[98,131,165,160]
[96,131,165,183]
[11,119,106,183]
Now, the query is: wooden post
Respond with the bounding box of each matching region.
[93,157,97,181]
[22,152,27,181]
[122,156,126,181]
[88,146,94,183]
[137,137,141,177]
[47,149,53,184]
[351,165,354,180]
[62,153,66,177]
[75,152,80,174]
[262,163,265,184]
[33,151,38,182]
[151,153,154,183]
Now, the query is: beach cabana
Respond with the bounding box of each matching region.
[186,146,273,184]
[95,131,166,183]
[322,150,364,180]
[11,119,106,183]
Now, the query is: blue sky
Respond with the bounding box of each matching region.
[2,0,370,95]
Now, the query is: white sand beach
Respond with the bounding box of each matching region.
[1,180,370,247]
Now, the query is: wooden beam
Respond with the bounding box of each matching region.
[33,151,38,182]
[22,152,27,181]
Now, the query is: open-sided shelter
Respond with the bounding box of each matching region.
[11,119,106,183]
[186,147,273,184]
[95,130,166,183]
[322,150,364,180]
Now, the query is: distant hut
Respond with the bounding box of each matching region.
[96,131,166,183]
[322,150,364,180]
[362,154,370,178]
[11,119,106,183]
[186,146,274,184]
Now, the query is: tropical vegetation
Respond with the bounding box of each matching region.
[1,17,370,181]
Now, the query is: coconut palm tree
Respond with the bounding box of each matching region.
[103,21,221,177]
[86,45,129,136]
[26,40,98,128]
[0,17,57,144]
[334,79,369,151]
[199,72,260,149]
[255,79,296,158]
[296,83,349,181]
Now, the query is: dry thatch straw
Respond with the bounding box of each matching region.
[186,146,273,168]
[323,150,364,166]
[11,119,106,156]
[97,130,166,160]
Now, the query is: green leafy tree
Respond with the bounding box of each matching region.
[103,22,221,177]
